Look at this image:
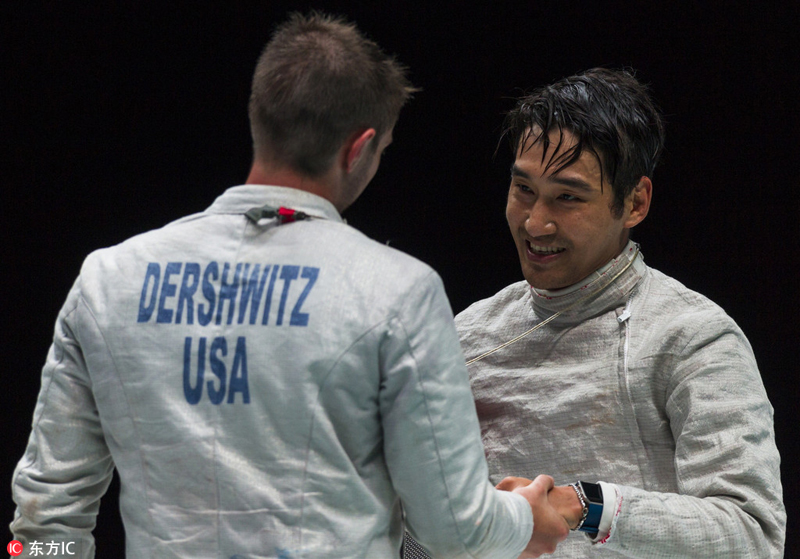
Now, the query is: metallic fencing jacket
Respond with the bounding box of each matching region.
[457,242,786,558]
[11,185,532,559]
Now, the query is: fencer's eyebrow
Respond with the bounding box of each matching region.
[510,164,531,179]
[550,176,594,191]
[511,164,595,191]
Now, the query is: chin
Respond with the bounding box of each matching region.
[525,275,571,291]
[521,269,559,291]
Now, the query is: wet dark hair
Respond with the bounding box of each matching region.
[502,68,665,216]
[249,12,417,177]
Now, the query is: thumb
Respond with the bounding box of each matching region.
[496,476,533,492]
[531,474,555,494]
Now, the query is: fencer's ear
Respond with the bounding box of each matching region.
[624,176,652,228]
[345,128,376,172]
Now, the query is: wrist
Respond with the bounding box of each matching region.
[547,484,585,529]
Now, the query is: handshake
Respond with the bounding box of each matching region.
[496,475,587,558]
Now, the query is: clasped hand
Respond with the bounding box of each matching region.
[496,476,584,558]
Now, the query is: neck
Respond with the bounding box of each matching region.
[528,241,644,322]
[245,159,339,208]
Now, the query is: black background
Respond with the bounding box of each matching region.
[4,1,798,556]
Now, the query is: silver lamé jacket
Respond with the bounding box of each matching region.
[11,185,532,559]
[458,242,786,558]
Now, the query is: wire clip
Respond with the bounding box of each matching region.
[245,204,310,224]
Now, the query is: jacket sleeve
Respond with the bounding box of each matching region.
[11,278,114,559]
[600,313,786,558]
[379,271,533,559]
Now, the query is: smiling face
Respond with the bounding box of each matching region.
[506,128,648,290]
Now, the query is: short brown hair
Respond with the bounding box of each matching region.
[249,12,417,176]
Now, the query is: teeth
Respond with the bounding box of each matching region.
[529,243,565,254]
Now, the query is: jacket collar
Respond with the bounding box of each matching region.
[205,184,344,224]
[528,241,647,324]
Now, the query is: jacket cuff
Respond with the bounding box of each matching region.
[591,481,622,545]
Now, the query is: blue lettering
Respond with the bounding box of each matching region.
[207,337,227,405]
[238,265,270,325]
[156,262,182,323]
[290,267,319,326]
[139,261,319,328]
[176,263,200,324]
[183,336,250,404]
[197,262,219,326]
[261,265,281,325]
[277,266,300,326]
[216,263,243,325]
[183,337,205,404]
[137,263,161,322]
[228,337,250,404]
